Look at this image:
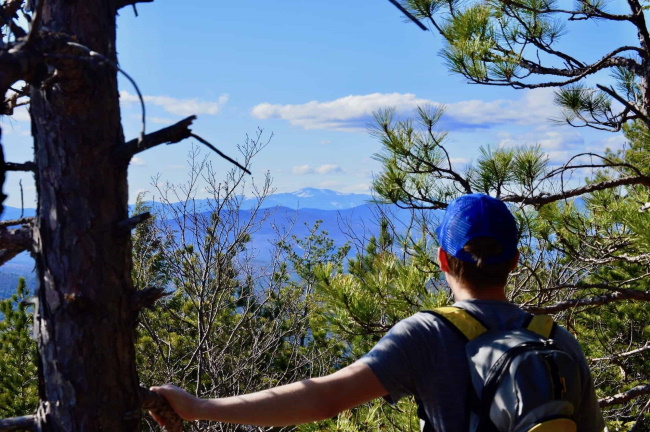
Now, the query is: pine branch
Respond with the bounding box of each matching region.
[501,175,650,207]
[597,84,650,127]
[139,387,184,432]
[599,384,650,408]
[0,225,33,265]
[119,115,196,160]
[0,415,36,432]
[523,289,650,314]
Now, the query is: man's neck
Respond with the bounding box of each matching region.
[446,275,508,302]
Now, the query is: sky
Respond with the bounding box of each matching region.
[0,0,636,207]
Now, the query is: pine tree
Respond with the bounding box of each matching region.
[0,278,37,419]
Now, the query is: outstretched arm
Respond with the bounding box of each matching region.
[150,362,387,427]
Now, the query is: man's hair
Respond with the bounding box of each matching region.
[445,236,514,288]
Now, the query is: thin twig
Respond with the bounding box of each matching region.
[387,0,428,31]
[190,134,251,175]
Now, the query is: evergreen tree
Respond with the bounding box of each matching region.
[0,278,37,418]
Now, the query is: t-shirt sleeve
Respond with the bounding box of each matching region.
[357,315,430,404]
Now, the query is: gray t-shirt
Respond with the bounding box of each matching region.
[358,299,605,432]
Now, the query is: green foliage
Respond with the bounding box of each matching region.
[397,0,645,131]
[295,220,447,432]
[0,278,38,418]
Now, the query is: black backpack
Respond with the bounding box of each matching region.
[419,306,581,432]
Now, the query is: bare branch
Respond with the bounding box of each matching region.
[119,116,196,161]
[0,225,32,265]
[591,343,650,363]
[134,287,169,312]
[597,84,650,127]
[115,0,154,11]
[523,289,650,314]
[118,212,151,231]
[501,175,650,207]
[0,217,34,228]
[0,0,27,39]
[0,415,36,432]
[387,0,428,31]
[190,134,252,175]
[139,387,184,432]
[599,384,650,408]
[3,162,36,172]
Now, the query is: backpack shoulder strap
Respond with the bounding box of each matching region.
[426,306,487,341]
[524,314,556,339]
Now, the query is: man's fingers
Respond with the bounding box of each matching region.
[149,411,166,426]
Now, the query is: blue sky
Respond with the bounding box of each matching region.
[0,1,634,207]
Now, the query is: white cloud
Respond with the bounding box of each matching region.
[149,117,176,125]
[586,134,627,154]
[315,164,343,174]
[252,93,431,131]
[250,89,560,132]
[496,128,585,163]
[292,164,344,175]
[121,91,228,116]
[131,156,146,166]
[292,165,312,175]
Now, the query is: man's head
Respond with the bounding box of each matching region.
[436,194,519,289]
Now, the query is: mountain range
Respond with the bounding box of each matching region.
[0,188,429,299]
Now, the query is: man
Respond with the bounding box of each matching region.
[151,194,604,431]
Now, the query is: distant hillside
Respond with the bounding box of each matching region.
[0,189,431,300]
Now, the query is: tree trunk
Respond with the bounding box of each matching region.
[30,1,140,430]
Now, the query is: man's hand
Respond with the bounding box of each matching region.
[150,384,204,423]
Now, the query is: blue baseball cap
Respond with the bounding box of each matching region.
[435,194,518,264]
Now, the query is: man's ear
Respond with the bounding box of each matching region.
[509,250,520,271]
[438,247,450,273]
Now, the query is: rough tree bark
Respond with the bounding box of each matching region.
[28,1,141,430]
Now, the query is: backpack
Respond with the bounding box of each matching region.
[419,306,581,432]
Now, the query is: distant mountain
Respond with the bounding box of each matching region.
[248,188,374,210]
[0,189,427,299]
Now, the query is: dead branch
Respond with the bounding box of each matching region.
[3,162,36,172]
[190,134,252,175]
[116,0,154,11]
[0,0,27,39]
[387,0,428,31]
[0,225,32,265]
[523,289,650,314]
[591,343,650,363]
[118,212,151,231]
[0,415,36,432]
[139,386,184,432]
[501,175,650,207]
[0,217,33,228]
[599,384,650,408]
[119,116,196,161]
[134,287,168,311]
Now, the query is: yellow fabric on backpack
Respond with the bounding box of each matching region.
[527,314,554,339]
[527,418,577,432]
[432,307,486,341]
